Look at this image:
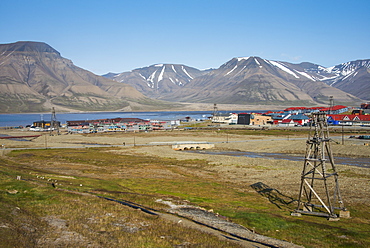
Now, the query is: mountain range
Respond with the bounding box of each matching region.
[103,64,211,99]
[106,57,369,106]
[0,41,368,113]
[0,41,176,113]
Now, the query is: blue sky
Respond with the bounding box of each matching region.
[1,0,369,75]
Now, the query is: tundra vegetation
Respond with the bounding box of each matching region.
[0,127,369,247]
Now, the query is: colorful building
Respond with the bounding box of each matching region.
[237,113,272,126]
[327,114,370,126]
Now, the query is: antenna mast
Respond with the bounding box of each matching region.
[329,96,334,114]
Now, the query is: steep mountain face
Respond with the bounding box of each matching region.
[323,60,370,100]
[280,60,370,100]
[104,64,211,98]
[0,41,156,113]
[164,57,361,105]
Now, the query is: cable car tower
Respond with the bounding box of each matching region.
[292,113,349,220]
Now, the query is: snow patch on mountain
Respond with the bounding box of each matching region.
[266,60,300,78]
[342,70,356,81]
[158,65,165,82]
[182,66,193,79]
[148,70,157,83]
[295,70,315,81]
[114,73,123,78]
[320,75,338,82]
[254,58,260,66]
[318,60,370,86]
[225,65,238,76]
[233,65,247,77]
[237,57,250,61]
[171,65,177,73]
[139,73,146,80]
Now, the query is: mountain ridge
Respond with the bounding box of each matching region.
[107,56,365,105]
[0,41,60,55]
[104,64,212,99]
[0,41,368,113]
[0,41,177,113]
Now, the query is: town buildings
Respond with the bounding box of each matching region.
[327,114,370,126]
[28,103,369,133]
[237,113,272,126]
[211,104,369,127]
[66,118,178,134]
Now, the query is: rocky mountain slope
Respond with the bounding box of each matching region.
[109,57,367,105]
[0,41,170,113]
[153,57,361,105]
[320,60,370,100]
[1,41,367,113]
[103,64,211,98]
[277,59,370,101]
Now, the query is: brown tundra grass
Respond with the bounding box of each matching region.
[0,128,369,247]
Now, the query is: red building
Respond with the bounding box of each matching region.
[327,114,370,126]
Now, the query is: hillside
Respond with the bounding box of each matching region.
[0,41,367,113]
[0,41,175,113]
[103,64,211,99]
[163,57,361,105]
[323,60,370,100]
[281,59,370,101]
[108,57,365,106]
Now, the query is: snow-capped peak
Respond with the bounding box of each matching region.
[237,57,250,61]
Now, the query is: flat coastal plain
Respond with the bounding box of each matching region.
[0,127,369,247]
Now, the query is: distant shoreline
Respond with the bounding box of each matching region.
[0,103,294,115]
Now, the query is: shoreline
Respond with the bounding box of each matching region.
[0,102,296,115]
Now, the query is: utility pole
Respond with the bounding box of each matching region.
[213,103,218,117]
[50,107,59,135]
[329,96,334,114]
[212,103,219,123]
[291,113,350,220]
[342,125,344,145]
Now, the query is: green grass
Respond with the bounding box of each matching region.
[0,93,47,113]
[0,156,241,247]
[1,148,369,247]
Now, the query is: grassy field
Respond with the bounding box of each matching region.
[0,128,369,247]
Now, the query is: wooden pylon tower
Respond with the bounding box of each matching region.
[292,113,350,220]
